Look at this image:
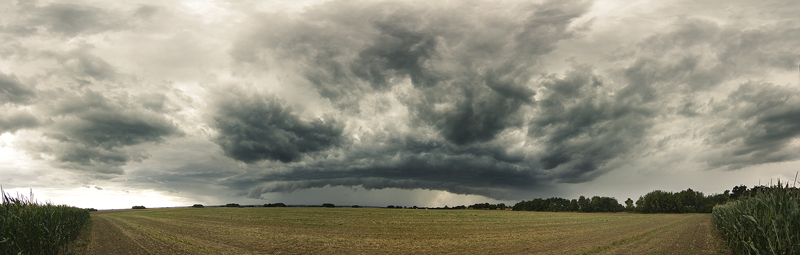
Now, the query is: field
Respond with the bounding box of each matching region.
[87,207,730,254]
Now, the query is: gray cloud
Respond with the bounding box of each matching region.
[30,3,126,36]
[3,0,800,207]
[218,1,800,200]
[702,82,800,169]
[0,72,36,105]
[47,46,117,81]
[0,109,38,134]
[228,137,549,200]
[233,0,590,145]
[529,64,655,182]
[20,89,181,174]
[212,87,345,163]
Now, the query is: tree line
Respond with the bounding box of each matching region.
[512,196,625,212]
[511,186,759,213]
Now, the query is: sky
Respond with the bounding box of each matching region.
[1,0,799,209]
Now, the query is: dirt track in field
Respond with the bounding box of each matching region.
[87,208,730,254]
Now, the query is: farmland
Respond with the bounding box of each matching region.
[87,207,730,254]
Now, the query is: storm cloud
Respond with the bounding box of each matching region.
[2,0,800,207]
[212,87,345,163]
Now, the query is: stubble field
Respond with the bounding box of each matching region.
[87,207,730,254]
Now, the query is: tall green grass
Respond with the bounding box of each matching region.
[1,188,91,255]
[712,182,800,255]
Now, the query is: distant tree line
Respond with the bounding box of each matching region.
[512,196,624,212]
[263,203,286,207]
[468,203,507,210]
[634,189,729,213]
[511,187,745,214]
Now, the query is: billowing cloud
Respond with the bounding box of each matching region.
[211,87,345,163]
[30,3,127,36]
[2,0,800,207]
[231,0,591,145]
[0,72,36,105]
[702,82,800,169]
[19,89,181,174]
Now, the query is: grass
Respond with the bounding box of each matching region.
[88,207,729,254]
[0,189,91,254]
[712,183,800,254]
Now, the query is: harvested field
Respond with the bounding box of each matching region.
[88,208,730,254]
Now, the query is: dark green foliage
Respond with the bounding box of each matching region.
[624,198,634,211]
[468,203,506,210]
[351,205,360,208]
[192,204,204,208]
[1,190,90,255]
[263,203,286,207]
[635,189,728,213]
[225,203,240,208]
[713,182,800,254]
[322,203,335,208]
[512,196,624,212]
[86,208,98,211]
[132,205,147,209]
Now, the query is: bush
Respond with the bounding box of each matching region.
[225,203,240,207]
[263,203,286,207]
[351,205,361,208]
[86,208,98,211]
[712,183,799,254]
[132,205,146,209]
[322,203,335,208]
[1,189,90,254]
[191,204,204,208]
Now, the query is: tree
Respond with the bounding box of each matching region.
[624,198,634,211]
[730,185,747,200]
[578,196,589,212]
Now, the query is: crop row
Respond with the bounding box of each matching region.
[0,189,90,254]
[712,182,800,254]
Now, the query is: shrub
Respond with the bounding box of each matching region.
[1,189,90,254]
[322,203,335,208]
[263,203,286,207]
[192,204,204,208]
[712,182,799,254]
[132,205,147,209]
[225,203,240,207]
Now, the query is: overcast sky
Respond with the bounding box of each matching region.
[1,0,799,209]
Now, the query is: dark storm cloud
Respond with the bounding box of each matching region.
[211,87,345,163]
[228,137,548,200]
[223,0,702,199]
[0,72,36,105]
[529,64,655,182]
[703,82,800,169]
[0,72,39,134]
[233,0,590,145]
[218,1,800,200]
[21,89,181,174]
